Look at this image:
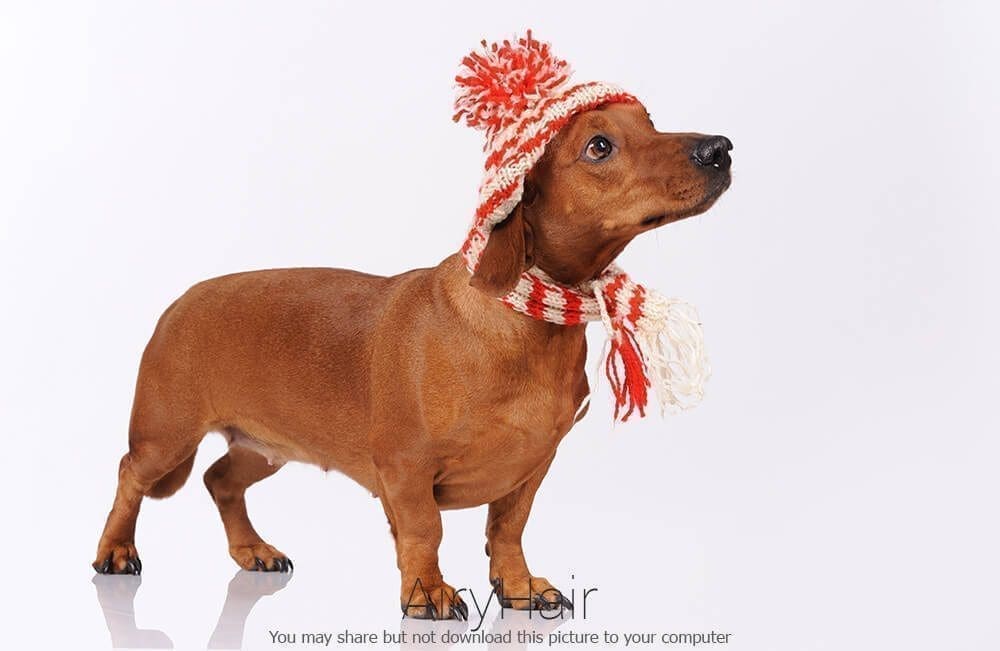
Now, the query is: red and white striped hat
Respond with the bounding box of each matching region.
[454,32,710,422]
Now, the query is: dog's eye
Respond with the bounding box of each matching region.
[583,135,614,162]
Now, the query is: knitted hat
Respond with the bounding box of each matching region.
[454,32,710,422]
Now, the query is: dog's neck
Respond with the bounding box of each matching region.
[438,253,588,344]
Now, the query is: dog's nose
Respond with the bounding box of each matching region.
[693,135,733,171]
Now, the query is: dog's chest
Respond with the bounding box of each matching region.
[428,349,589,509]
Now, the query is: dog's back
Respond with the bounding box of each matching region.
[129,267,398,491]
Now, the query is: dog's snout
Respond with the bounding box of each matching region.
[693,135,733,171]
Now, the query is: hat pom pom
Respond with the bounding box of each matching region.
[453,30,571,141]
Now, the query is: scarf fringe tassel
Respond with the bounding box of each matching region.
[600,292,710,422]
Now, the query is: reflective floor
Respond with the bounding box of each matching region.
[92,571,571,650]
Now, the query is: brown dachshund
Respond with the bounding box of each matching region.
[92,101,731,619]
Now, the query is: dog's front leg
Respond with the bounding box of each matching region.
[486,454,573,611]
[375,459,468,620]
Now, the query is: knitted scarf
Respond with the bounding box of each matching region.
[502,264,709,421]
[455,32,710,422]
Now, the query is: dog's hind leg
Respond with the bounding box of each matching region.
[93,436,202,575]
[93,366,208,575]
[204,441,290,572]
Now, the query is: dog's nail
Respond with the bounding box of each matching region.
[101,558,111,574]
[254,557,265,571]
[543,591,569,610]
[286,558,293,572]
[427,603,438,620]
[134,557,142,574]
[560,594,574,610]
[455,601,468,620]
[534,594,560,611]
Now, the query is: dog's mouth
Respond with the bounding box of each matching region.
[640,213,674,228]
[639,177,731,229]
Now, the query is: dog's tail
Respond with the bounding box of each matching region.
[146,450,197,499]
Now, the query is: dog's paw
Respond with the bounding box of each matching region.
[491,575,573,611]
[401,580,468,621]
[93,541,142,575]
[230,542,293,573]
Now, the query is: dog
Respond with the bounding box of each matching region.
[93,38,732,620]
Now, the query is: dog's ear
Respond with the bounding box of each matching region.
[469,201,535,298]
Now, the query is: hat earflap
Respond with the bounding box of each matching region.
[469,202,534,297]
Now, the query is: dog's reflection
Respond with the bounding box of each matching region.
[91,574,173,649]
[94,571,567,650]
[92,570,291,649]
[207,571,293,649]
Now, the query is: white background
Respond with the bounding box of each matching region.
[2,1,998,650]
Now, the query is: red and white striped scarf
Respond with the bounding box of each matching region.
[502,265,709,421]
